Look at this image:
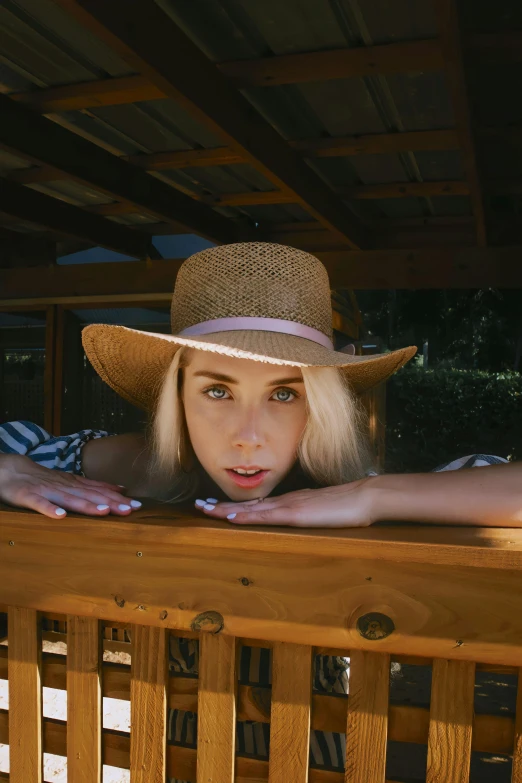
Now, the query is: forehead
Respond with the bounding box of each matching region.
[185,349,303,381]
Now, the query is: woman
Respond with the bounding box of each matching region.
[0,242,517,777]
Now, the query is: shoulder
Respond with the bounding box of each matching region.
[432,454,509,472]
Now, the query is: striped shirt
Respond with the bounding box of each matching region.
[0,419,509,780]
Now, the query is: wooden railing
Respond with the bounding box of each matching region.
[1,502,522,781]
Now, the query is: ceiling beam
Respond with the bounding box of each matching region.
[0,178,153,259]
[217,39,444,87]
[434,0,487,246]
[3,246,522,298]
[0,94,239,244]
[54,0,368,250]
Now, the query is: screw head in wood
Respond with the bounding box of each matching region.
[356,612,395,640]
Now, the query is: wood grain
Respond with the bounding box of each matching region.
[345,650,390,783]
[66,615,101,782]
[426,659,475,783]
[268,642,312,783]
[8,606,42,783]
[197,633,238,783]
[130,625,168,782]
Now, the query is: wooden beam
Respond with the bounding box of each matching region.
[3,246,522,295]
[54,0,368,249]
[126,147,244,171]
[0,94,238,244]
[217,39,444,87]
[338,181,470,199]
[0,178,152,258]
[11,75,164,113]
[434,0,487,245]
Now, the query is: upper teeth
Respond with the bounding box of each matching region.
[234,468,260,475]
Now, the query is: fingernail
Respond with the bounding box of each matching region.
[55,508,66,516]
[117,484,125,488]
[227,513,237,520]
[204,504,216,511]
[195,499,206,507]
[97,504,109,511]
[118,504,131,511]
[206,497,218,504]
[130,500,142,508]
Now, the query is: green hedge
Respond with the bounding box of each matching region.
[385,368,522,473]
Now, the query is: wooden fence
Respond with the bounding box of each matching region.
[1,502,522,782]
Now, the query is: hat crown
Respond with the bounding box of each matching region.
[170,242,333,339]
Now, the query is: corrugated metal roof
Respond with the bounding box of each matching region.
[0,0,482,243]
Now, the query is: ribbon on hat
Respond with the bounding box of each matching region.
[178,316,334,350]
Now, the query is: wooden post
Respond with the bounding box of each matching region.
[130,624,168,783]
[512,666,522,782]
[197,633,238,783]
[426,658,475,783]
[8,606,43,783]
[52,305,66,436]
[345,650,390,783]
[269,642,312,783]
[44,304,56,433]
[66,616,102,782]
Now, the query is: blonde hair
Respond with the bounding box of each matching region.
[145,348,375,502]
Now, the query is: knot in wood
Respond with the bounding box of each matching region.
[356,612,395,640]
[190,610,224,635]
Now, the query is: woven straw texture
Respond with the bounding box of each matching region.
[81,242,417,411]
[170,242,333,339]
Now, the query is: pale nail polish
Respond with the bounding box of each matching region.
[130,500,142,508]
[97,504,109,511]
[206,498,218,504]
[204,504,216,511]
[195,499,206,507]
[118,504,131,511]
[55,508,66,516]
[227,513,237,520]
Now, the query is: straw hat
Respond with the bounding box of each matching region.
[82,242,416,411]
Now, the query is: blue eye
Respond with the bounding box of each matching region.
[273,389,295,402]
[207,386,229,400]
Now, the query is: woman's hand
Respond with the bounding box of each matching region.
[194,478,377,528]
[0,453,141,519]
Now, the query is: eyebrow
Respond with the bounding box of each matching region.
[192,370,304,386]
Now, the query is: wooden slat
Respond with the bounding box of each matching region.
[130,625,168,782]
[269,642,312,783]
[434,0,487,246]
[56,0,368,249]
[218,40,445,87]
[66,616,102,782]
[426,659,475,783]
[512,666,522,782]
[197,633,238,783]
[8,607,43,783]
[0,646,514,754]
[345,650,390,783]
[339,180,470,199]
[292,129,459,157]
[43,305,56,434]
[12,76,164,113]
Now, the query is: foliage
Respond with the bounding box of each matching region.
[385,367,522,473]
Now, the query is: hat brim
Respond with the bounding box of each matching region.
[82,324,417,412]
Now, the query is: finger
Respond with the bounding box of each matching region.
[20,491,73,520]
[74,476,128,492]
[60,484,135,508]
[41,488,135,517]
[195,499,278,518]
[227,507,298,525]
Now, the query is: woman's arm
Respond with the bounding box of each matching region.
[369,461,522,527]
[197,462,522,528]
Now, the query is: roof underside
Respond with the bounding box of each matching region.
[0,0,521,288]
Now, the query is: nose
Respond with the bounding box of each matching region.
[232,404,265,450]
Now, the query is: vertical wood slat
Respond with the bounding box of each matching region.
[66,616,101,783]
[197,633,238,783]
[512,666,522,782]
[345,650,390,783]
[44,304,56,434]
[130,625,168,783]
[426,658,475,783]
[268,642,312,783]
[8,606,43,783]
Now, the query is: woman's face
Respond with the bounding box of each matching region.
[182,350,307,501]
